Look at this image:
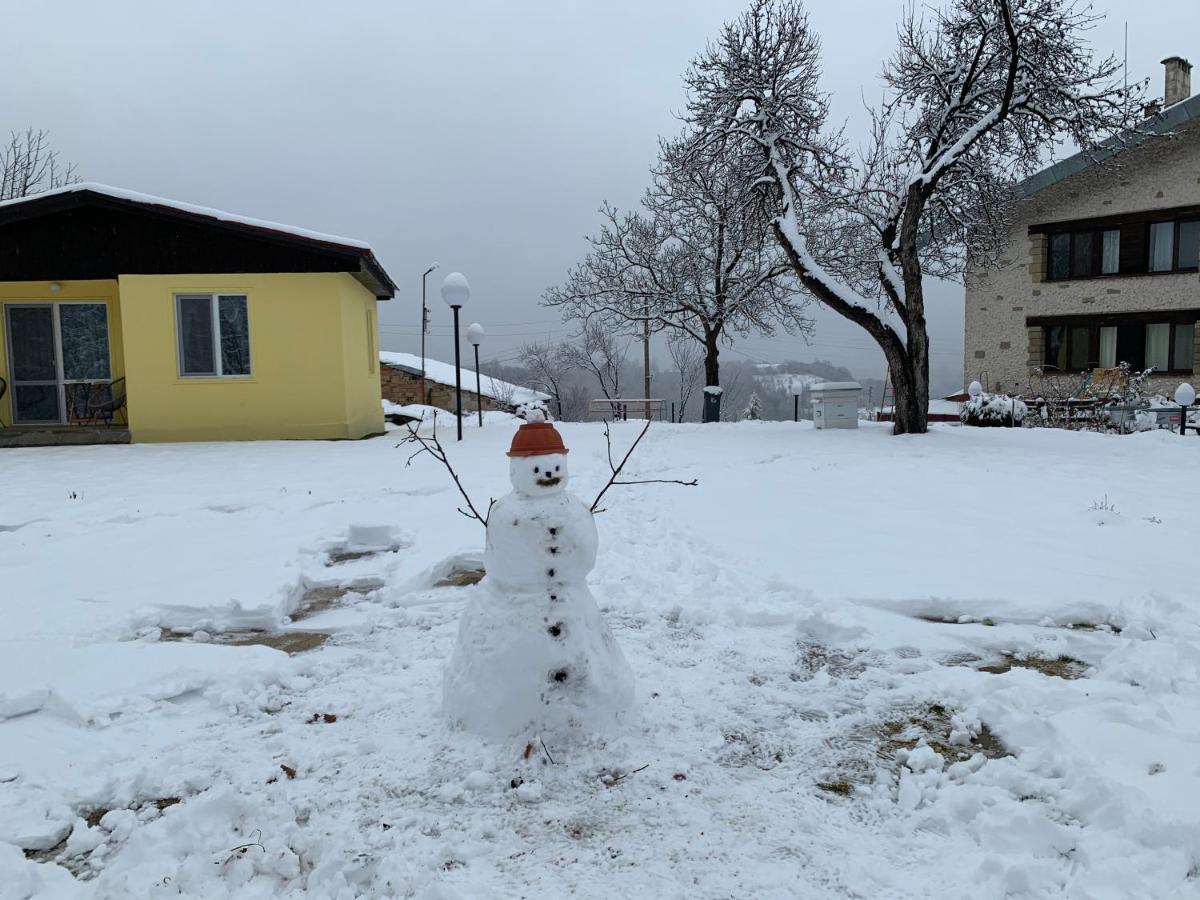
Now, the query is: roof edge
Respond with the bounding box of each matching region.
[1017,93,1200,198]
[0,182,396,299]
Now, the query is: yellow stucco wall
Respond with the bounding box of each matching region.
[0,280,125,423]
[117,273,384,442]
[0,274,385,442]
[338,275,386,440]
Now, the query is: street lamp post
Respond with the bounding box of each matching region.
[440,272,471,441]
[420,263,439,403]
[467,323,486,427]
[1175,382,1195,437]
[791,383,803,422]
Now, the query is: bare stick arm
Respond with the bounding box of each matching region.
[590,420,697,513]
[398,424,490,527]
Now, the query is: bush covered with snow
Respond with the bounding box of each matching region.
[960,392,1027,427]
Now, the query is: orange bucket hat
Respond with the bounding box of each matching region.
[507,421,569,457]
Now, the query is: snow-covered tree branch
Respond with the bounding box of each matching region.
[684,0,1142,434]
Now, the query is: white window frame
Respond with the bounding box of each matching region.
[175,293,251,378]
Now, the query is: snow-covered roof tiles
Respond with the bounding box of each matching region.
[379,352,549,406]
[1019,93,1200,197]
[0,182,374,250]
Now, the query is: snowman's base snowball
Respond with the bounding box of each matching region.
[443,583,635,742]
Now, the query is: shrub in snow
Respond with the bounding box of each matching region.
[742,392,763,421]
[960,391,1026,428]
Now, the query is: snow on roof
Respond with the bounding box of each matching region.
[0,182,373,251]
[379,351,550,406]
[880,399,963,416]
[810,381,862,392]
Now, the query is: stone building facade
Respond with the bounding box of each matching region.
[965,59,1200,397]
[381,361,509,413]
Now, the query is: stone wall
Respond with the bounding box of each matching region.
[964,119,1200,396]
[380,364,507,413]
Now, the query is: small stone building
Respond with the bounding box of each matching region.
[965,57,1200,395]
[379,351,547,414]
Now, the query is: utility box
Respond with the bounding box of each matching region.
[810,381,861,430]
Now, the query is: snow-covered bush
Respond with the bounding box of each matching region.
[960,392,1027,428]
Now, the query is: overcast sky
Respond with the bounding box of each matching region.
[8,0,1198,383]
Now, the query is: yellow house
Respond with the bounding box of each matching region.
[0,184,395,444]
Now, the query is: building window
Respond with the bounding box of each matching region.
[1149,222,1174,272]
[1042,315,1196,373]
[1179,220,1200,270]
[1042,213,1200,280]
[176,294,251,377]
[1101,229,1120,274]
[1046,228,1121,279]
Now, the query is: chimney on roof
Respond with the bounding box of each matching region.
[1163,56,1193,107]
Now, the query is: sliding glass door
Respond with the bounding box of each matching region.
[4,302,112,425]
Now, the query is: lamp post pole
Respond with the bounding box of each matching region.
[420,263,438,403]
[794,393,799,422]
[468,323,486,427]
[440,273,471,442]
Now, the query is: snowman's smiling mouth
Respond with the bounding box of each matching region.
[536,477,562,487]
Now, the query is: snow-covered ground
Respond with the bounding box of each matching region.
[2,420,1198,898]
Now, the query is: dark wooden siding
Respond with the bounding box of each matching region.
[0,191,395,297]
[0,205,359,281]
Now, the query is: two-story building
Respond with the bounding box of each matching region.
[965,57,1199,396]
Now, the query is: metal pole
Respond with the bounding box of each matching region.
[643,303,651,420]
[1181,404,1188,438]
[794,394,799,422]
[671,401,676,423]
[420,269,430,403]
[474,344,483,427]
[452,305,463,441]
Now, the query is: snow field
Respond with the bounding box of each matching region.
[1,420,1198,898]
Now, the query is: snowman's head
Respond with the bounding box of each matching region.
[509,453,568,497]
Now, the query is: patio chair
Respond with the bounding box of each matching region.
[71,376,126,427]
[82,378,127,426]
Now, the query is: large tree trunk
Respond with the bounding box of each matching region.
[897,314,930,436]
[702,331,721,423]
[771,220,929,435]
[884,344,923,435]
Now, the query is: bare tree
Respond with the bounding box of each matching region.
[561,320,629,400]
[519,340,587,421]
[666,334,702,422]
[545,135,811,422]
[1,129,79,200]
[685,0,1140,434]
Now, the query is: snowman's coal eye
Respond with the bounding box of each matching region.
[554,465,560,472]
[533,466,539,474]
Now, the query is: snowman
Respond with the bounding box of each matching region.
[443,410,635,742]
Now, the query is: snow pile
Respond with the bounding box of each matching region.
[2,421,1200,897]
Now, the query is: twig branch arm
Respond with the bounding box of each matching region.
[590,420,697,514]
[398,424,490,527]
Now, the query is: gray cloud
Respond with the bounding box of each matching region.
[8,0,1195,385]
